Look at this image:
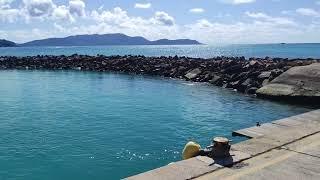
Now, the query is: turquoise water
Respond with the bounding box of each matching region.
[1,44,320,58]
[0,70,314,180]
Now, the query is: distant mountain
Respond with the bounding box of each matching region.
[151,39,200,45]
[0,39,17,47]
[21,33,202,46]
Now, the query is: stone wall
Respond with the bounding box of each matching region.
[0,55,319,95]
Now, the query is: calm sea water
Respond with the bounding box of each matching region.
[0,70,314,180]
[0,44,320,58]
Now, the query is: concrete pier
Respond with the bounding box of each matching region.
[126,109,320,180]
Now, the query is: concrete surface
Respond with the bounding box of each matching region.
[126,109,320,180]
[197,132,320,180]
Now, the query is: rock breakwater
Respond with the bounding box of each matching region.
[0,55,319,95]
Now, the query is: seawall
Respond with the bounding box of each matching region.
[1,55,319,96]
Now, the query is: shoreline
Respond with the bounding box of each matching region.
[1,54,319,101]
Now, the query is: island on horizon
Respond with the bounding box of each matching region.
[0,33,202,47]
[0,39,17,47]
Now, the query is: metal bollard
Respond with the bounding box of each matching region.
[207,137,231,158]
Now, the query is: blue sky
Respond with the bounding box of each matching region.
[1,0,320,44]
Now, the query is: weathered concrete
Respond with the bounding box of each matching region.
[197,132,320,180]
[126,109,320,180]
[257,63,320,103]
[126,156,220,180]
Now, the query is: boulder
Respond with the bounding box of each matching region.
[257,63,320,103]
[258,71,271,80]
[185,68,202,80]
[262,79,270,86]
[209,75,222,85]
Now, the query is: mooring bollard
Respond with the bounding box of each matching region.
[206,137,231,158]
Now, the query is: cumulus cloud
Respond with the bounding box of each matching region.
[245,11,296,26]
[180,10,320,44]
[53,22,65,32]
[0,0,21,22]
[153,11,175,26]
[134,3,151,9]
[296,8,320,17]
[2,1,320,44]
[0,8,20,22]
[18,0,86,22]
[0,0,14,8]
[194,19,213,28]
[91,7,174,27]
[220,0,256,5]
[52,5,74,22]
[4,28,54,43]
[23,0,54,17]
[189,8,205,14]
[91,7,130,25]
[184,20,304,44]
[69,0,85,17]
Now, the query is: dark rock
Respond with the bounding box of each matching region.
[269,69,284,81]
[246,87,258,94]
[222,64,243,74]
[0,55,319,100]
[209,75,222,85]
[200,72,213,82]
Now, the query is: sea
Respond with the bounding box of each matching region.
[0,43,320,58]
[0,44,318,180]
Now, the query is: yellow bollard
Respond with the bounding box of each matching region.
[182,141,201,160]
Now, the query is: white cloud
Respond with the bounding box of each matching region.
[180,11,320,44]
[18,0,86,22]
[52,5,74,22]
[91,7,174,27]
[0,8,20,22]
[0,0,20,22]
[134,3,151,9]
[281,10,293,15]
[0,0,13,4]
[53,22,65,32]
[91,7,131,25]
[0,0,14,8]
[296,8,320,17]
[152,11,175,26]
[2,1,320,44]
[69,0,85,17]
[3,28,54,43]
[23,0,54,17]
[245,11,296,26]
[194,19,213,28]
[220,0,256,5]
[98,5,104,11]
[189,8,205,14]
[184,19,308,44]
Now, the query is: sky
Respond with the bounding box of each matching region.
[0,0,320,44]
